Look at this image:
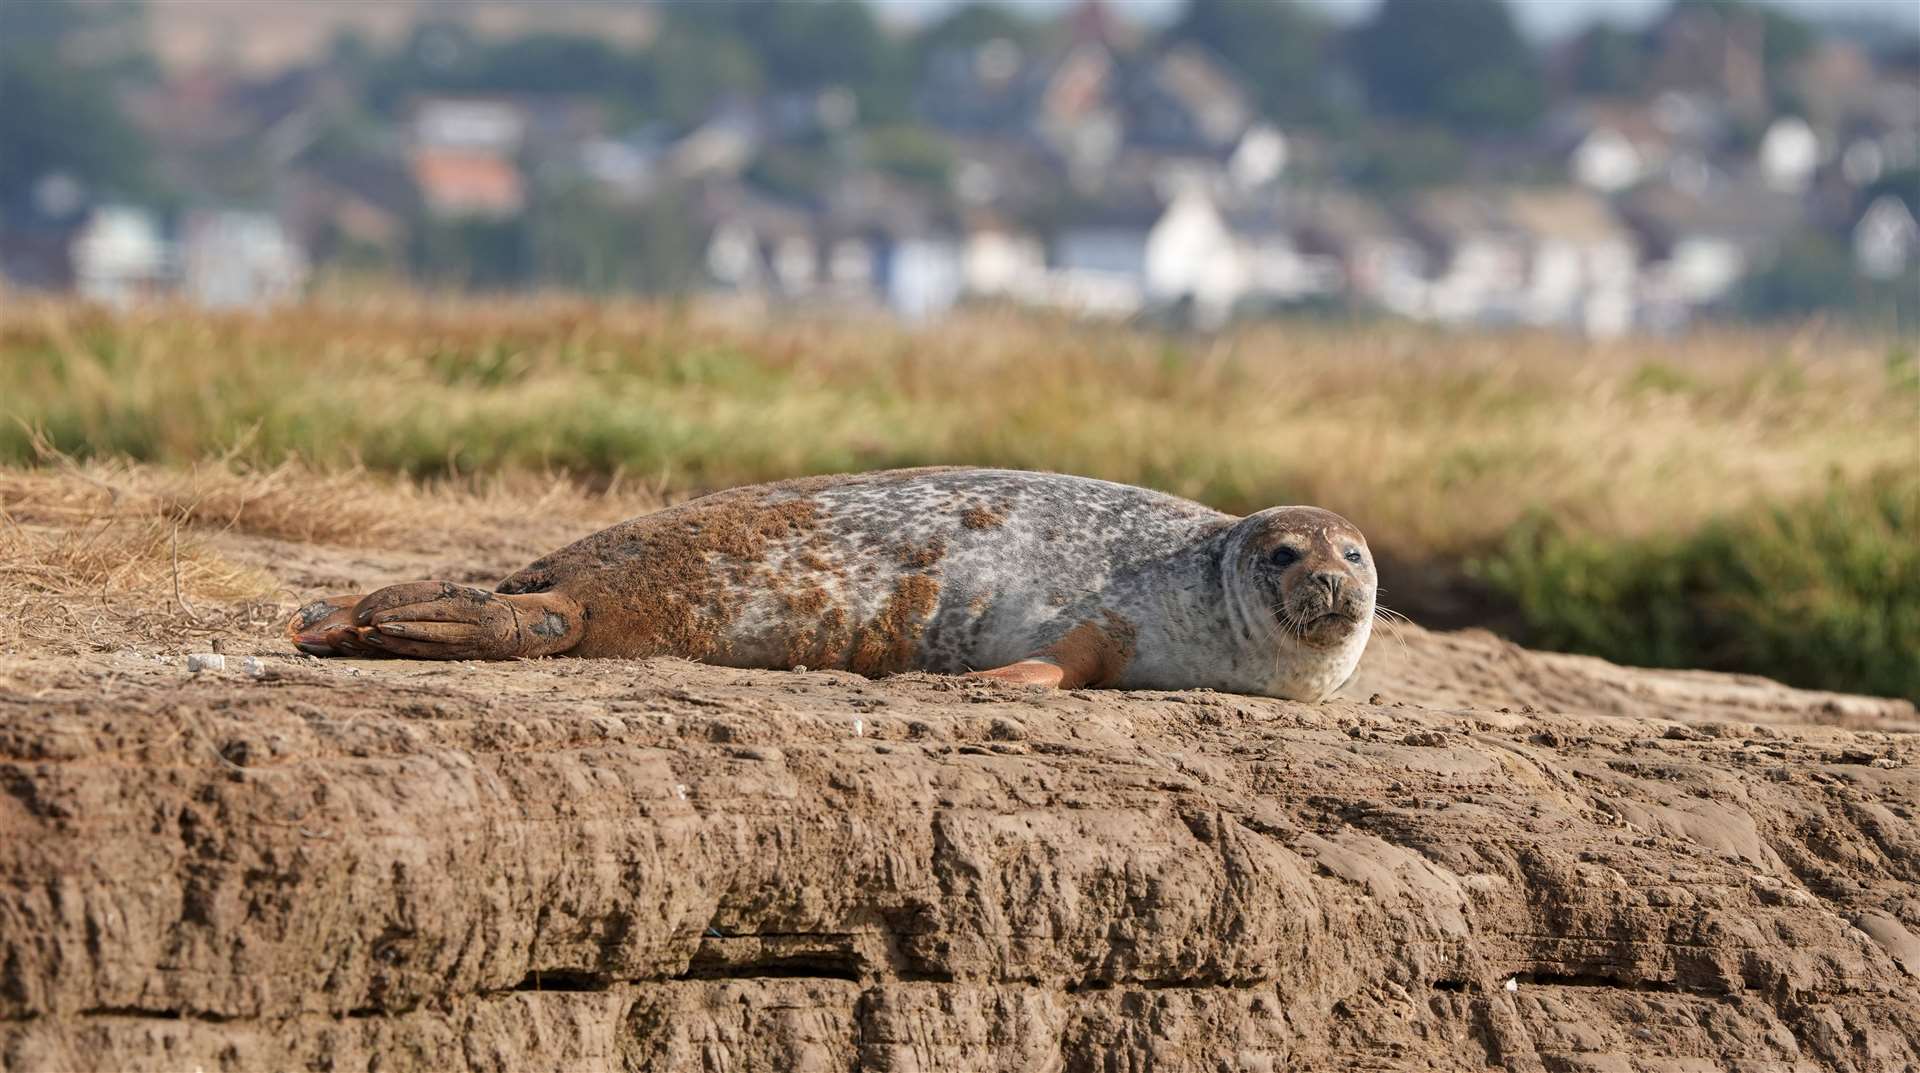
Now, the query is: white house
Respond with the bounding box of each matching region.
[1143,186,1245,326]
[412,97,527,154]
[1504,190,1640,337]
[1288,190,1427,316]
[883,236,964,321]
[1758,117,1821,193]
[1403,191,1530,325]
[1399,188,1640,336]
[70,206,169,306]
[1050,200,1154,316]
[1572,127,1649,193]
[1227,124,1287,192]
[179,210,308,308]
[1854,195,1919,279]
[960,216,1046,298]
[1622,180,1802,313]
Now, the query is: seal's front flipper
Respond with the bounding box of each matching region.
[969,658,1071,688]
[291,581,585,660]
[968,616,1135,690]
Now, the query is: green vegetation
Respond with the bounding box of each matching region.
[1478,471,1920,701]
[1164,0,1334,124]
[1735,232,1920,332]
[1349,0,1545,133]
[0,0,155,206]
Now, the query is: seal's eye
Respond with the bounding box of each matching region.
[1270,546,1301,567]
[1344,549,1364,565]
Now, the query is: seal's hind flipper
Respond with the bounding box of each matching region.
[351,581,585,660]
[288,594,377,656]
[288,581,584,660]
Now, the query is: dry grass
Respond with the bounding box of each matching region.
[5,296,1911,560]
[0,501,275,656]
[0,448,659,656]
[0,444,658,551]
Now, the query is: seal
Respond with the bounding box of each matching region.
[288,468,1376,701]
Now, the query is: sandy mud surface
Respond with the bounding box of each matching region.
[3,525,1918,1071]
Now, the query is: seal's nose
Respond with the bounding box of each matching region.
[1312,571,1344,601]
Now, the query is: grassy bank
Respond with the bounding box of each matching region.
[3,296,1914,697]
[1478,470,1919,701]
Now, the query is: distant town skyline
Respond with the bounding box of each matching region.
[876,0,1920,41]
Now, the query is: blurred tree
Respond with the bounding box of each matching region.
[647,20,765,126]
[1671,0,1815,75]
[746,145,837,203]
[1567,22,1651,96]
[415,216,530,289]
[1862,167,1920,215]
[0,0,153,208]
[365,28,656,113]
[1349,0,1545,133]
[529,182,699,293]
[666,0,910,123]
[1163,0,1334,124]
[0,0,155,80]
[1737,231,1918,329]
[862,125,955,193]
[913,3,1050,61]
[1339,126,1468,191]
[467,35,653,98]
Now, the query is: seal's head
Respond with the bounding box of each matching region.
[1223,506,1377,698]
[1245,506,1376,646]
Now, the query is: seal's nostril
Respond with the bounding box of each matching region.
[1314,571,1343,598]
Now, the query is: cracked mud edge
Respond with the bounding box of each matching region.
[11,970,1748,1028]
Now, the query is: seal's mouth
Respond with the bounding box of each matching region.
[1276,604,1364,646]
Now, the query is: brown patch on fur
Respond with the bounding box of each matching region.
[777,583,845,668]
[784,585,830,617]
[798,549,834,573]
[960,504,1005,529]
[813,605,853,666]
[899,537,947,570]
[537,486,823,659]
[498,468,976,663]
[1039,611,1138,688]
[847,574,941,677]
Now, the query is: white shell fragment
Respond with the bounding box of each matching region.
[186,653,226,674]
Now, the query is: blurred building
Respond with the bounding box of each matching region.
[71,206,170,306]
[179,210,308,308]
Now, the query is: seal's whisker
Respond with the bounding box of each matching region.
[1373,604,1412,658]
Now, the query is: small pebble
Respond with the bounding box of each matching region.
[852,717,864,736]
[1504,977,1518,993]
[186,653,226,674]
[243,656,267,679]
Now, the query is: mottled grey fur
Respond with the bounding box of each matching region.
[504,468,1376,701]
